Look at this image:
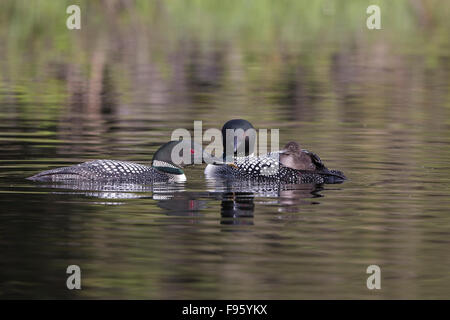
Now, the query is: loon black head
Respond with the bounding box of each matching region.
[152,140,215,175]
[279,141,323,171]
[221,119,256,160]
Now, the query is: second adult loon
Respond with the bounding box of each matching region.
[205,119,346,184]
[27,140,213,183]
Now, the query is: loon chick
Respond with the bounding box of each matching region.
[279,141,346,183]
[278,141,346,182]
[280,141,324,171]
[27,140,210,183]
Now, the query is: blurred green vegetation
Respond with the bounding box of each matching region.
[1,0,448,72]
[0,0,449,124]
[1,0,449,46]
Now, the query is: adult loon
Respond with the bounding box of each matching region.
[27,140,212,183]
[205,119,346,184]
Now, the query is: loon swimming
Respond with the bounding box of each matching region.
[27,140,211,183]
[205,119,346,184]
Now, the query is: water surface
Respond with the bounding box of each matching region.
[1,0,450,299]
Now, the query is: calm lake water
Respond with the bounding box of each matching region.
[1,1,450,299]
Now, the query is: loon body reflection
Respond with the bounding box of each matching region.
[205,119,346,184]
[27,140,209,184]
[205,178,328,225]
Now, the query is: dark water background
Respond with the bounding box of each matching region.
[0,0,449,299]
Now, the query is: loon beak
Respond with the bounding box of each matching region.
[202,150,236,168]
[202,151,225,165]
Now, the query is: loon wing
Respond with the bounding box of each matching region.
[301,149,325,170]
[27,163,89,181]
[27,160,160,183]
